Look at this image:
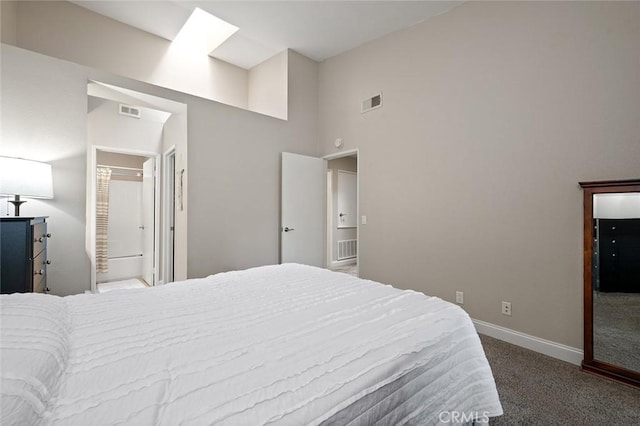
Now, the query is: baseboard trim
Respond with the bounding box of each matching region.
[330,259,356,268]
[473,319,583,365]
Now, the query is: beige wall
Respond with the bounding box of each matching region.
[327,156,357,263]
[249,50,288,120]
[186,50,319,277]
[0,0,17,44]
[96,152,146,170]
[318,1,640,349]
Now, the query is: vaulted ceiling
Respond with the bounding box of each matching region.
[71,1,463,69]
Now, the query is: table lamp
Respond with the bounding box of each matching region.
[0,156,54,216]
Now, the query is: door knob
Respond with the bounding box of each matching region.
[283,227,295,232]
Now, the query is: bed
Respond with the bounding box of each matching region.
[1,264,502,425]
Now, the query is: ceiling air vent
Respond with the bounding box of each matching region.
[361,92,382,113]
[119,104,141,119]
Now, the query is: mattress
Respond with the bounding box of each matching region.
[1,264,502,425]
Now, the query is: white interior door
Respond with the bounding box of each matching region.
[281,152,324,266]
[142,158,155,285]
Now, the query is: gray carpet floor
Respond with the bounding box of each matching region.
[480,335,640,425]
[330,264,358,276]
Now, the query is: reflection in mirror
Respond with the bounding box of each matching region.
[592,192,640,373]
[581,179,640,388]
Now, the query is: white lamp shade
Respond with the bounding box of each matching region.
[0,156,54,199]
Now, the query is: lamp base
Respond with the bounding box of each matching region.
[8,195,26,216]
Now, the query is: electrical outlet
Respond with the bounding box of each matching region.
[456,291,464,304]
[501,301,512,316]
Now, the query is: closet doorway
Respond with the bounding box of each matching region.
[93,148,160,292]
[325,150,359,277]
[280,149,359,273]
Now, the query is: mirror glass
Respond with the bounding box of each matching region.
[592,192,640,373]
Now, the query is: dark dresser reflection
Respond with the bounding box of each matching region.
[595,218,640,293]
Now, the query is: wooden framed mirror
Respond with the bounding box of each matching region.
[579,179,640,388]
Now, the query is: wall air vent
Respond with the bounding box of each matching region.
[361,92,382,113]
[119,104,141,119]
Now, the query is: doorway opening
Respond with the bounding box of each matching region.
[93,148,160,293]
[86,81,188,293]
[325,150,359,277]
[279,149,359,275]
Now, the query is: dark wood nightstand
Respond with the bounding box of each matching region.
[0,216,51,294]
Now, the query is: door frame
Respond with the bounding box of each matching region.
[326,169,333,268]
[88,145,161,293]
[323,148,359,276]
[162,145,176,285]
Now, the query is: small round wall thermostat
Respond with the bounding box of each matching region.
[334,138,343,148]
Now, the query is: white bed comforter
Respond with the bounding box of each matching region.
[1,264,502,425]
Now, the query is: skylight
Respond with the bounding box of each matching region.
[172,8,238,55]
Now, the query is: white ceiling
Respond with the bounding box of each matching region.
[71,1,463,69]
